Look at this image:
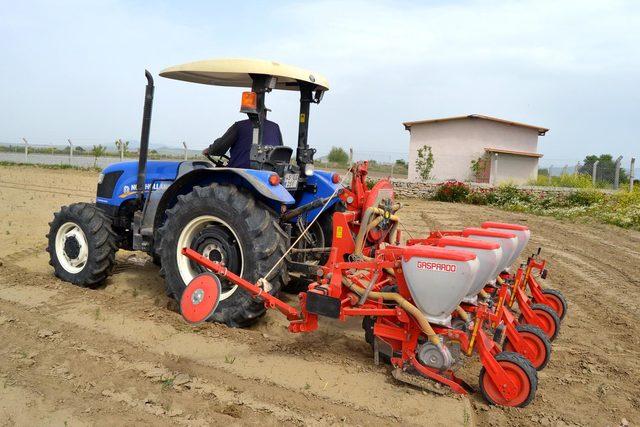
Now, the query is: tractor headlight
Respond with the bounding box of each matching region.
[97,173,104,184]
[304,163,314,177]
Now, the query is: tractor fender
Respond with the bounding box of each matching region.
[153,168,295,230]
[297,170,342,222]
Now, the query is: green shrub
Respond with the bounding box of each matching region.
[536,191,570,209]
[489,184,533,206]
[466,189,489,205]
[433,181,470,203]
[328,147,349,164]
[425,178,640,231]
[592,191,640,229]
[529,173,600,189]
[566,189,605,206]
[365,178,376,190]
[415,145,435,182]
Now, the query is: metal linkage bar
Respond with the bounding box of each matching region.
[181,248,301,321]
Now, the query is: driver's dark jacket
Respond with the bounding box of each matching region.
[207,119,283,168]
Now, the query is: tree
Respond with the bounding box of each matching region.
[470,155,490,182]
[115,139,130,157]
[92,144,106,167]
[415,145,434,182]
[578,154,627,184]
[328,146,349,165]
[395,159,407,167]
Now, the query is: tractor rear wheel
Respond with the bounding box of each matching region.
[46,202,117,287]
[156,184,288,327]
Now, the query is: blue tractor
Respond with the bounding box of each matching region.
[47,59,341,326]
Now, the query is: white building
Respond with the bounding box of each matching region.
[404,115,548,184]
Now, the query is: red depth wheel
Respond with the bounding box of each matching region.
[529,304,560,341]
[541,289,567,321]
[503,325,551,370]
[180,273,222,324]
[480,352,537,407]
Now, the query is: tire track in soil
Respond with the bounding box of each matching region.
[0,302,281,426]
[3,166,638,426]
[404,200,640,426]
[0,263,471,426]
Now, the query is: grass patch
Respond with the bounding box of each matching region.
[433,182,640,231]
[0,161,101,172]
[529,173,611,189]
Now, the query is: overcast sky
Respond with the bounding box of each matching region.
[1,0,638,165]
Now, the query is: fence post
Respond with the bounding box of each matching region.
[182,141,188,160]
[119,139,124,161]
[630,157,636,192]
[592,160,599,186]
[349,148,353,167]
[67,139,73,164]
[22,138,28,162]
[614,156,623,190]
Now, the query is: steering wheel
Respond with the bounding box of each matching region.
[205,153,230,167]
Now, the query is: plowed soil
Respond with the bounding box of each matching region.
[0,165,638,426]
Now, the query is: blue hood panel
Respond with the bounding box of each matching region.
[97,161,181,205]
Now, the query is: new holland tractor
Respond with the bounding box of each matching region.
[47,59,341,326]
[47,59,567,406]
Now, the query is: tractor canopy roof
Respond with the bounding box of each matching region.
[159,58,329,92]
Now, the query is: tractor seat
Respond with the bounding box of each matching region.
[266,146,293,165]
[252,146,294,174]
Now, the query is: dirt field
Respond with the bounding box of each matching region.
[0,165,638,426]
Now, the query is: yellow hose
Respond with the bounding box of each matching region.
[354,208,400,258]
[455,306,470,322]
[342,277,441,346]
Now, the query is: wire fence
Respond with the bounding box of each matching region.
[0,142,412,178]
[0,140,199,169]
[1,141,636,191]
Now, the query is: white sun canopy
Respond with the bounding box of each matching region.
[159,58,329,91]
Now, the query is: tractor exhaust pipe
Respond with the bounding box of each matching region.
[137,70,155,206]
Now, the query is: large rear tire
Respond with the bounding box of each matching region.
[156,184,288,327]
[46,202,117,287]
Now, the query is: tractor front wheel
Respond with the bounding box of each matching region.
[46,202,117,287]
[156,184,288,327]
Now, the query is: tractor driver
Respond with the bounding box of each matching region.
[202,116,284,169]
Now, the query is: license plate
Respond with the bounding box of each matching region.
[284,173,299,189]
